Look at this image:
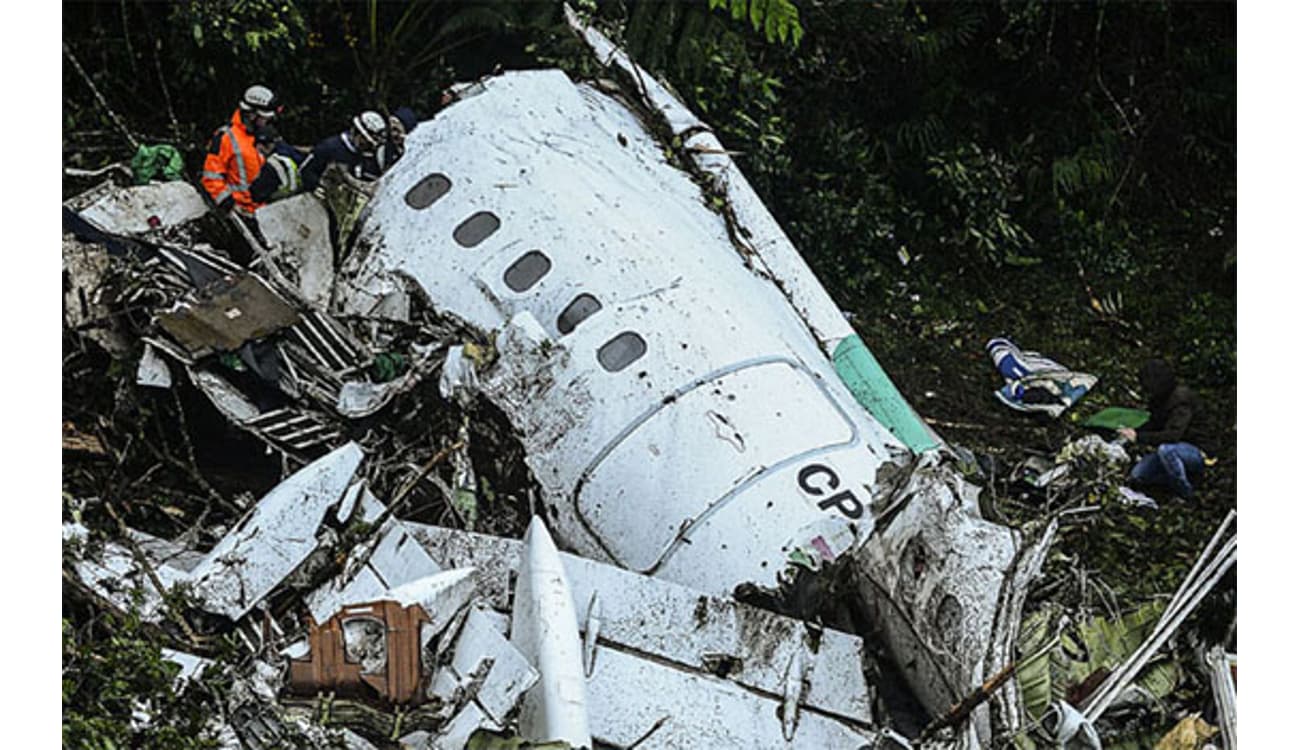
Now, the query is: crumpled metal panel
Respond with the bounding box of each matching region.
[64,522,194,622]
[405,523,878,738]
[74,181,208,236]
[188,442,364,619]
[306,518,445,624]
[157,273,300,356]
[255,193,335,309]
[63,236,132,357]
[852,454,1045,745]
[447,607,540,724]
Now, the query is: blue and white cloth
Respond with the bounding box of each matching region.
[986,337,1097,417]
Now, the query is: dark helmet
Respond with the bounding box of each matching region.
[1139,359,1176,402]
[254,124,281,148]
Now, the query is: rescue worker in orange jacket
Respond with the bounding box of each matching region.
[202,85,279,216]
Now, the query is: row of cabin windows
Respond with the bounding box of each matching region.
[405,172,648,373]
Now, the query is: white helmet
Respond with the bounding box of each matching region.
[352,111,388,149]
[241,85,279,118]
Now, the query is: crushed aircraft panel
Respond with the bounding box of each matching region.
[405,521,890,747]
[254,193,336,309]
[71,180,209,237]
[157,273,300,356]
[187,442,364,619]
[63,521,198,622]
[306,518,445,624]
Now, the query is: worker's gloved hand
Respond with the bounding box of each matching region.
[217,195,235,213]
[1116,427,1137,443]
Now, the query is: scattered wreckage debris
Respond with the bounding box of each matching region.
[62,10,1234,750]
[1203,646,1236,750]
[67,444,910,748]
[1080,511,1236,724]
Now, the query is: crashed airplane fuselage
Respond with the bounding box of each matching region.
[343,66,906,594]
[64,18,1051,747]
[334,27,1048,747]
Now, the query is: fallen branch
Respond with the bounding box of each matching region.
[370,440,466,529]
[63,41,140,150]
[919,661,1017,739]
[103,502,212,651]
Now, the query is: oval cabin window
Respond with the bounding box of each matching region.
[453,212,500,247]
[404,173,451,209]
[598,332,647,372]
[503,251,552,293]
[557,294,602,334]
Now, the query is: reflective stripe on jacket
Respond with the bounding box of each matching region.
[201,109,265,215]
[264,153,300,200]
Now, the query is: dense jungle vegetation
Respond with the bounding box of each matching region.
[63,1,1235,747]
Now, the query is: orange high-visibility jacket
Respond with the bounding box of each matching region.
[202,110,265,215]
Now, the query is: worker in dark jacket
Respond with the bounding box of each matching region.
[248,125,306,204]
[298,111,389,191]
[1118,359,1209,498]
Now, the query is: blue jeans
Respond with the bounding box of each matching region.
[1129,443,1205,498]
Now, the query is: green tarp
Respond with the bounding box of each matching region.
[130,144,185,184]
[832,334,938,453]
[1081,407,1150,430]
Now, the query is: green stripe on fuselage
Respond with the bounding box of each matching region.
[832,334,938,453]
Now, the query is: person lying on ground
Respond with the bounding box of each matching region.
[1117,359,1211,499]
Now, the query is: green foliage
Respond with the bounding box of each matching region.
[926,144,1035,266]
[1051,144,1117,198]
[1175,292,1236,387]
[62,614,218,749]
[1017,600,1177,720]
[167,0,310,98]
[706,0,803,48]
[900,2,980,64]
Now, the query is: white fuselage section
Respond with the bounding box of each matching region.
[343,70,908,595]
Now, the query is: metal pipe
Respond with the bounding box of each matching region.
[1083,540,1235,721]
